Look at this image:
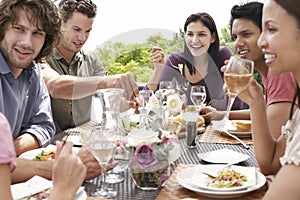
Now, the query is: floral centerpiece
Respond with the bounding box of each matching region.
[149,89,183,116]
[121,127,181,190]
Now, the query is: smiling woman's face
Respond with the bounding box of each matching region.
[258,0,300,76]
[184,20,215,57]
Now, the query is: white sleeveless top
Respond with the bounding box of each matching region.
[280,108,300,166]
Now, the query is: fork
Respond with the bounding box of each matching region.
[201,163,235,178]
[222,128,250,149]
[211,120,250,149]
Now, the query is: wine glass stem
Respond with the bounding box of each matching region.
[225,96,236,121]
[100,164,107,192]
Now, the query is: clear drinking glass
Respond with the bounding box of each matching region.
[96,88,126,184]
[182,105,198,148]
[138,89,153,128]
[224,56,254,124]
[87,126,117,198]
[190,85,206,112]
[159,81,173,90]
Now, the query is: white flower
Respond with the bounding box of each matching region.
[150,89,182,116]
[149,94,160,106]
[166,94,182,115]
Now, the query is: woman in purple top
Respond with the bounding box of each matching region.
[148,13,242,110]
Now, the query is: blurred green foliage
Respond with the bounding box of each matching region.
[95,27,263,87]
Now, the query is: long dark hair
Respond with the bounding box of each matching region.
[183,12,220,75]
[275,0,300,119]
[0,0,61,62]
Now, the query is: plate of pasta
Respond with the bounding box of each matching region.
[191,165,256,191]
[176,165,266,198]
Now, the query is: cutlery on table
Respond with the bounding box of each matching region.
[211,120,250,149]
[201,162,235,178]
[222,129,250,149]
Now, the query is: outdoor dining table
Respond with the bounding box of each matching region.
[52,122,268,200]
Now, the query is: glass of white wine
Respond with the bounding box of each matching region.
[224,56,254,123]
[190,85,206,112]
[87,126,117,198]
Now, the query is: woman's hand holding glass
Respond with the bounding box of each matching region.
[223,56,254,123]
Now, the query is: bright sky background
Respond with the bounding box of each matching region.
[83,0,264,51]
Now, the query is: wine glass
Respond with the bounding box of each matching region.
[223,56,254,126]
[138,89,153,128]
[87,126,117,198]
[190,85,206,112]
[159,81,173,90]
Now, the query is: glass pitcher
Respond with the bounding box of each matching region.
[96,88,125,140]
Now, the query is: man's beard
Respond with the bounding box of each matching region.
[0,44,34,70]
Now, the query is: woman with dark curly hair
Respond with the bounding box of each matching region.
[236,0,300,198]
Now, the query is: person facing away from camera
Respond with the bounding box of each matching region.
[0,112,86,200]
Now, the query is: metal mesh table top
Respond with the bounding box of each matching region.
[54,127,257,200]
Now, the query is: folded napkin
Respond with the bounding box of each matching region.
[11,175,52,200]
[211,118,236,131]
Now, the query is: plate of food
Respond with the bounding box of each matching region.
[19,144,79,161]
[226,120,252,138]
[176,165,266,198]
[191,165,256,191]
[197,148,250,164]
[11,175,87,200]
[25,188,87,200]
[19,145,57,160]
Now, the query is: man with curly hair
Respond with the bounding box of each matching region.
[0,0,108,184]
[0,0,60,156]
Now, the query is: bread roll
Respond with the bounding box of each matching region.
[232,120,251,131]
[168,114,205,127]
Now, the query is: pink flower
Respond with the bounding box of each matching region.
[130,144,158,171]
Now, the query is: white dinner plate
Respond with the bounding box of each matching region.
[227,130,252,138]
[197,148,250,164]
[11,176,86,200]
[128,127,159,140]
[19,144,80,160]
[191,165,256,191]
[226,120,252,138]
[176,165,266,199]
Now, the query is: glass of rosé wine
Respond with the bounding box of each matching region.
[224,56,254,122]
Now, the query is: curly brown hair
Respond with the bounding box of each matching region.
[0,0,61,62]
[58,0,97,23]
